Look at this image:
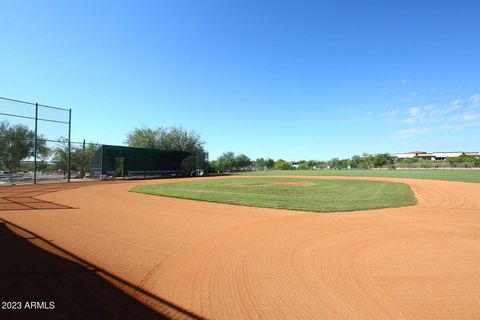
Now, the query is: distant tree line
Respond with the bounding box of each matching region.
[3,120,479,178]
[208,151,480,173]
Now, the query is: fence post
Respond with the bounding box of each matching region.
[81,139,85,178]
[34,103,38,184]
[206,152,209,174]
[67,108,72,182]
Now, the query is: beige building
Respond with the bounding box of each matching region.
[431,152,464,160]
[392,151,478,161]
[465,152,480,157]
[391,152,417,159]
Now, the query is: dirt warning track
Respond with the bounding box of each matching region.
[1,176,479,319]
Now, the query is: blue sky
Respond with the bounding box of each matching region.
[1,1,479,160]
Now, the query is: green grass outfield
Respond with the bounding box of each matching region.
[131,177,416,212]
[238,169,480,183]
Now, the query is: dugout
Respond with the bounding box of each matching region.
[89,145,190,179]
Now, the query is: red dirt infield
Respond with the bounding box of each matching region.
[1,176,479,319]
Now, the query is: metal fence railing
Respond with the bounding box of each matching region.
[0,96,75,184]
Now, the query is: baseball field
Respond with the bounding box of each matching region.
[1,175,479,319]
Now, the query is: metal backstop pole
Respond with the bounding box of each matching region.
[82,139,85,179]
[33,103,38,184]
[67,108,72,182]
[206,152,209,174]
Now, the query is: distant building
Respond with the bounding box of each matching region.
[392,152,417,159]
[291,161,300,169]
[465,152,480,157]
[430,152,464,160]
[392,151,478,161]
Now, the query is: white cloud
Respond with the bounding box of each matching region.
[396,127,427,138]
[395,95,480,139]
[395,125,453,139]
[353,109,400,122]
[450,111,480,122]
[470,94,480,106]
[431,100,460,115]
[424,104,436,111]
[402,102,466,124]
[388,109,399,116]
[392,91,480,141]
[402,79,407,85]
[377,109,400,123]
[409,106,421,116]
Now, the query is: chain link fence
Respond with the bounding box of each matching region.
[1,96,207,185]
[0,96,82,185]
